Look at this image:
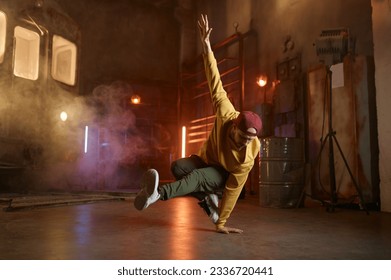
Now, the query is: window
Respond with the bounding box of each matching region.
[13,26,40,80]
[0,11,6,64]
[51,35,77,86]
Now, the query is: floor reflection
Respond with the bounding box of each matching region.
[73,206,92,247]
[167,197,196,259]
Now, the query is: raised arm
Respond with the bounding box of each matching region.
[197,14,236,118]
[197,14,212,54]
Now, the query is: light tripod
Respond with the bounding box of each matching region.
[316,65,369,214]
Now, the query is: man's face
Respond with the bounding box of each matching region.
[232,125,257,150]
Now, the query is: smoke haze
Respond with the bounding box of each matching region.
[0,79,150,191]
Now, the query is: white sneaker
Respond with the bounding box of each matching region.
[198,193,219,224]
[134,169,160,211]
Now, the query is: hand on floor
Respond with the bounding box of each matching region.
[216,226,243,234]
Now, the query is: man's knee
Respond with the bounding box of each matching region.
[170,155,207,180]
[171,159,186,180]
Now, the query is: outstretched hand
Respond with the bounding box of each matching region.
[216,226,244,234]
[197,14,212,54]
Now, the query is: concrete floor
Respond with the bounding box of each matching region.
[1,193,391,260]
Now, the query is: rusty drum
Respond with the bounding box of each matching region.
[259,137,304,208]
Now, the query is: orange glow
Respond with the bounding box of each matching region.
[167,197,196,259]
[272,79,281,89]
[181,126,186,158]
[257,75,268,87]
[130,95,141,104]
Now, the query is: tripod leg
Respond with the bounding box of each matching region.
[325,67,338,212]
[331,134,369,214]
[328,133,338,212]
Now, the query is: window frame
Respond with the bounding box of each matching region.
[0,11,7,64]
[13,26,40,80]
[51,34,77,86]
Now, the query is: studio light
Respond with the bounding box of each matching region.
[257,75,268,88]
[130,95,141,105]
[60,111,68,122]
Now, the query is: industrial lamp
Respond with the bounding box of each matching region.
[130,95,141,105]
[257,75,267,87]
[257,75,268,103]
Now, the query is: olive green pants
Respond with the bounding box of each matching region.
[159,155,229,200]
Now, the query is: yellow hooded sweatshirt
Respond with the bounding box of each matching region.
[198,51,261,230]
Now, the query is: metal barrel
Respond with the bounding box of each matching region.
[259,137,304,208]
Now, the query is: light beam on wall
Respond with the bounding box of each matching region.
[84,126,89,154]
[181,126,186,158]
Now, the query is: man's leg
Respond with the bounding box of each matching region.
[134,155,229,222]
[134,155,210,211]
[170,155,210,200]
[160,164,228,223]
[170,155,208,180]
[159,164,228,200]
